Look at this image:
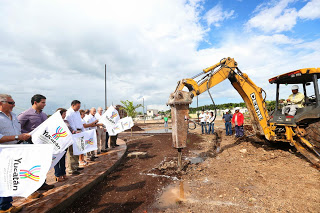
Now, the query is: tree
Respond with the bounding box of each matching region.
[120,100,142,136]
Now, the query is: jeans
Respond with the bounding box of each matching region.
[54,152,66,177]
[225,122,232,135]
[0,197,12,211]
[201,122,207,134]
[235,125,244,137]
[208,123,214,134]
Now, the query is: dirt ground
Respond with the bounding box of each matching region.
[65,121,319,213]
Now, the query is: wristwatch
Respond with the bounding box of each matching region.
[15,135,19,140]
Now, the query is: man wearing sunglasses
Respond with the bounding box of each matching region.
[0,94,31,213]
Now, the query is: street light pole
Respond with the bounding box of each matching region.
[105,64,107,110]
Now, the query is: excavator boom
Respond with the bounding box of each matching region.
[167,57,320,167]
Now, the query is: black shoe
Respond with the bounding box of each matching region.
[77,167,84,171]
[39,183,54,191]
[114,144,120,147]
[93,156,99,159]
[70,171,80,176]
[101,149,108,152]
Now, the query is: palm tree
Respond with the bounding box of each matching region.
[120,100,142,136]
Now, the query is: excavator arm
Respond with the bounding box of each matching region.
[167,57,320,168]
[168,57,275,147]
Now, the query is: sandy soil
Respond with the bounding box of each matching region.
[65,121,319,213]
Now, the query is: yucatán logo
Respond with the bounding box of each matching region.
[111,112,118,119]
[52,126,68,140]
[85,138,94,145]
[250,93,263,120]
[42,126,67,150]
[12,158,41,191]
[77,136,85,151]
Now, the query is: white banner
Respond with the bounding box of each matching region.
[49,151,66,170]
[98,106,121,136]
[118,117,134,131]
[0,144,53,197]
[30,111,75,154]
[72,129,97,155]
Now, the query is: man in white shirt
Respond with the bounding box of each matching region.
[199,110,207,134]
[95,107,107,154]
[65,100,85,175]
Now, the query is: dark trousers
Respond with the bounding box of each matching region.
[235,125,244,137]
[54,152,66,177]
[105,132,109,148]
[225,122,232,135]
[110,135,118,147]
[0,197,12,211]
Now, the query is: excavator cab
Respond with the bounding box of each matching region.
[268,68,320,125]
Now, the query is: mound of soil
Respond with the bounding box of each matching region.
[124,125,143,132]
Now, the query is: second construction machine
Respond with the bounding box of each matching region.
[167,57,320,167]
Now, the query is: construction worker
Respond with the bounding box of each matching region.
[222,109,232,136]
[232,107,244,137]
[281,85,305,116]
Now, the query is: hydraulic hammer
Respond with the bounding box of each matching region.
[167,90,193,170]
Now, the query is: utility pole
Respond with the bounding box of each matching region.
[105,64,107,110]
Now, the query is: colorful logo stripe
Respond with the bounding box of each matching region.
[52,126,67,140]
[85,138,94,145]
[20,165,41,181]
[111,112,118,119]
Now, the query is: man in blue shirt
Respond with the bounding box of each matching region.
[222,109,233,136]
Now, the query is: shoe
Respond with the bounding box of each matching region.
[0,206,23,213]
[62,175,68,180]
[93,156,98,159]
[55,176,65,182]
[79,161,88,167]
[27,191,41,199]
[69,171,80,175]
[77,167,84,171]
[111,146,115,148]
[38,182,54,190]
[101,149,108,152]
[114,144,120,147]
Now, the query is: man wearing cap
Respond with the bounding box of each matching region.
[232,107,244,138]
[281,85,305,116]
[222,109,233,136]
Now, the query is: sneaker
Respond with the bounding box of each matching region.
[0,206,23,213]
[38,182,54,191]
[27,191,41,199]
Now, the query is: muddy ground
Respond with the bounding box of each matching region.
[65,121,319,213]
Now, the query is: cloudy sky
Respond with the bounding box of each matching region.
[1,0,320,114]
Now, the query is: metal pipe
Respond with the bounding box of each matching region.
[105,64,107,110]
[313,74,320,107]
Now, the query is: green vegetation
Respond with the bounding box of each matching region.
[120,100,142,118]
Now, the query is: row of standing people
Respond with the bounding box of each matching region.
[199,110,215,134]
[0,94,118,213]
[222,107,244,137]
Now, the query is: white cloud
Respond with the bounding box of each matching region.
[0,0,319,115]
[203,4,235,27]
[246,0,298,33]
[298,0,320,19]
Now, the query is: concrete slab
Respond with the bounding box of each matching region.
[12,139,127,213]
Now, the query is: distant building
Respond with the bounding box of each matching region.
[147,109,159,117]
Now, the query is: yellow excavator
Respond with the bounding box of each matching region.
[167,57,320,168]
